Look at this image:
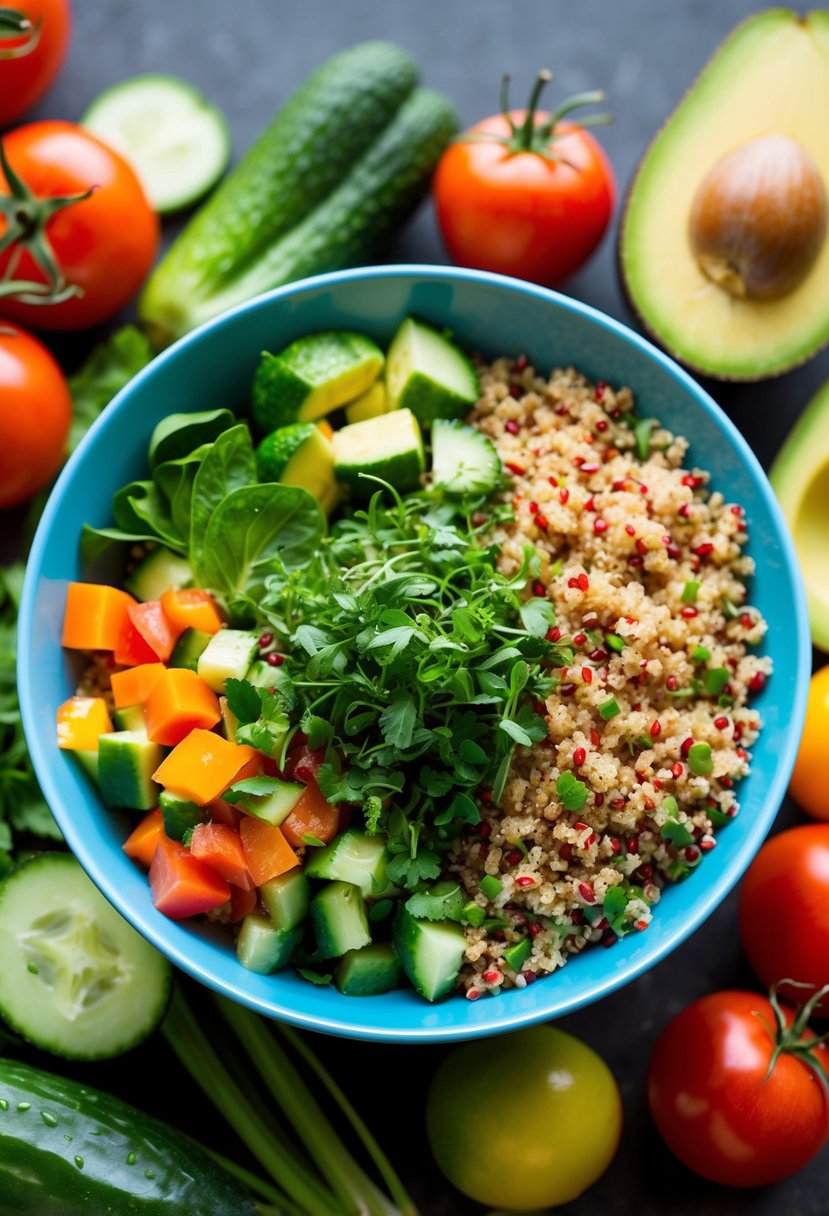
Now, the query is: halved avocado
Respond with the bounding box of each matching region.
[620,10,829,380]
[770,378,829,651]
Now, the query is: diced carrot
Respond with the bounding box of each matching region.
[190,822,252,889]
[145,668,222,747]
[152,730,260,806]
[62,582,135,651]
[281,779,340,848]
[226,752,263,786]
[56,697,113,751]
[160,588,223,636]
[239,817,299,886]
[228,885,258,924]
[128,600,179,661]
[111,662,166,709]
[149,836,230,919]
[123,808,165,868]
[114,615,159,666]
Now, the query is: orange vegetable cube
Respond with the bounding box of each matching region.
[56,696,113,751]
[190,822,252,889]
[128,600,179,661]
[62,582,135,652]
[149,836,230,919]
[152,730,259,806]
[123,808,166,868]
[111,662,166,709]
[239,817,299,886]
[281,780,340,848]
[145,669,222,747]
[160,588,223,637]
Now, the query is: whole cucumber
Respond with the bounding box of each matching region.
[0,1057,253,1215]
[140,43,456,346]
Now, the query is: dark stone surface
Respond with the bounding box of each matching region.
[14,1,829,1212]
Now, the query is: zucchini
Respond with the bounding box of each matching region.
[0,1057,252,1215]
[140,42,456,345]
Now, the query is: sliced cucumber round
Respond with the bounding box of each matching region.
[431,418,501,495]
[83,74,230,213]
[0,853,171,1059]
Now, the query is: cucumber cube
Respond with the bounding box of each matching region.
[252,331,384,432]
[236,914,301,974]
[124,547,193,602]
[73,750,99,783]
[198,629,259,692]
[393,907,466,1002]
[234,779,304,827]
[386,317,479,424]
[98,731,165,811]
[112,705,146,733]
[311,882,371,959]
[333,409,425,497]
[170,627,213,672]
[335,943,402,996]
[260,870,310,931]
[159,790,202,841]
[305,829,394,899]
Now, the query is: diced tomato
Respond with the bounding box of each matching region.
[149,836,230,919]
[286,744,326,784]
[239,817,299,886]
[281,779,340,848]
[114,615,159,666]
[190,822,252,889]
[123,808,165,868]
[128,600,178,661]
[228,885,258,924]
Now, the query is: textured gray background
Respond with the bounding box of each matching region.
[22,1,829,1213]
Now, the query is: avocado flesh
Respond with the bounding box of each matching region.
[621,10,829,380]
[770,378,829,652]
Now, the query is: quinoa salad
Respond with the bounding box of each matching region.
[449,357,769,999]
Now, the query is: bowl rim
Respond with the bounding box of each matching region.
[19,263,812,1041]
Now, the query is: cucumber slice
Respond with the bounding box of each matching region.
[82,75,230,214]
[252,332,384,433]
[260,870,310,931]
[335,942,402,996]
[386,317,479,424]
[305,829,393,898]
[170,626,212,672]
[236,913,301,974]
[98,730,164,811]
[393,906,466,1002]
[311,881,371,959]
[159,790,203,842]
[332,408,425,496]
[198,629,260,693]
[345,382,388,425]
[111,705,145,733]
[0,854,171,1058]
[256,422,338,514]
[234,779,304,827]
[431,418,501,495]
[73,750,99,783]
[124,547,193,602]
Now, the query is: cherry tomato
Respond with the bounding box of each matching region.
[789,667,829,821]
[426,1025,621,1210]
[433,71,615,287]
[648,989,829,1186]
[0,1,71,129]
[0,321,71,507]
[739,824,829,1013]
[0,121,158,330]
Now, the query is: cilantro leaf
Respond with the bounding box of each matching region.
[379,695,417,750]
[223,775,283,804]
[405,881,465,923]
[519,597,556,638]
[224,677,262,725]
[556,770,589,812]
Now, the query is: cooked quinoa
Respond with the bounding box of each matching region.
[449,357,769,1000]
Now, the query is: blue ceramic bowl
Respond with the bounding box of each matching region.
[19,265,810,1042]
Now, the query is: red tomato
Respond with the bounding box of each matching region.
[285,743,326,784]
[739,824,829,1013]
[0,320,70,507]
[648,990,829,1186]
[190,822,252,890]
[433,72,615,287]
[0,121,158,329]
[0,0,71,128]
[149,836,230,920]
[127,600,177,662]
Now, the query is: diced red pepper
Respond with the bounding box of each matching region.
[190,822,252,890]
[149,836,230,919]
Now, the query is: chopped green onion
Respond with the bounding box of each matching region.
[691,644,711,663]
[681,580,700,605]
[550,558,564,577]
[708,806,733,827]
[688,741,713,776]
[463,901,486,928]
[599,696,621,721]
[669,681,700,698]
[721,595,739,620]
[704,667,729,696]
[503,938,532,971]
[632,416,658,460]
[480,874,503,900]
[605,633,625,653]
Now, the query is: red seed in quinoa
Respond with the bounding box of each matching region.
[714,715,729,730]
[666,675,678,691]
[635,538,648,556]
[596,419,608,432]
[748,671,767,693]
[480,822,492,839]
[650,719,662,738]
[681,737,694,757]
[607,835,622,854]
[505,420,519,434]
[505,849,523,866]
[532,580,546,597]
[480,790,493,804]
[515,875,536,888]
[585,496,596,511]
[573,632,586,645]
[466,989,481,1001]
[589,647,609,662]
[514,354,529,371]
[594,518,608,534]
[578,882,596,903]
[625,523,636,537]
[506,461,525,476]
[672,762,684,778]
[266,652,284,667]
[626,834,639,852]
[634,919,649,932]
[535,513,549,531]
[482,969,501,983]
[509,385,523,399]
[637,864,654,881]
[695,542,714,557]
[594,792,605,807]
[559,487,570,504]
[602,931,617,947]
[577,572,589,591]
[680,606,698,619]
[581,462,601,474]
[573,747,587,767]
[529,500,539,514]
[678,503,691,519]
[590,728,600,746]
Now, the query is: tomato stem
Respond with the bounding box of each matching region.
[0,7,41,59]
[516,69,553,152]
[760,980,829,1090]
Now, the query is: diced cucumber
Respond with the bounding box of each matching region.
[236,913,301,974]
[234,778,304,827]
[259,870,310,931]
[198,629,260,692]
[252,332,384,433]
[431,418,501,495]
[386,317,479,424]
[345,382,387,425]
[305,829,394,898]
[169,627,213,672]
[392,906,466,1002]
[159,790,203,841]
[124,547,193,602]
[311,881,371,959]
[256,422,339,514]
[73,750,99,783]
[244,658,286,691]
[219,696,238,742]
[0,853,171,1058]
[112,705,146,733]
[98,731,164,811]
[335,942,402,996]
[332,408,425,496]
[82,75,231,214]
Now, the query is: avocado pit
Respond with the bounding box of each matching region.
[689,134,827,301]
